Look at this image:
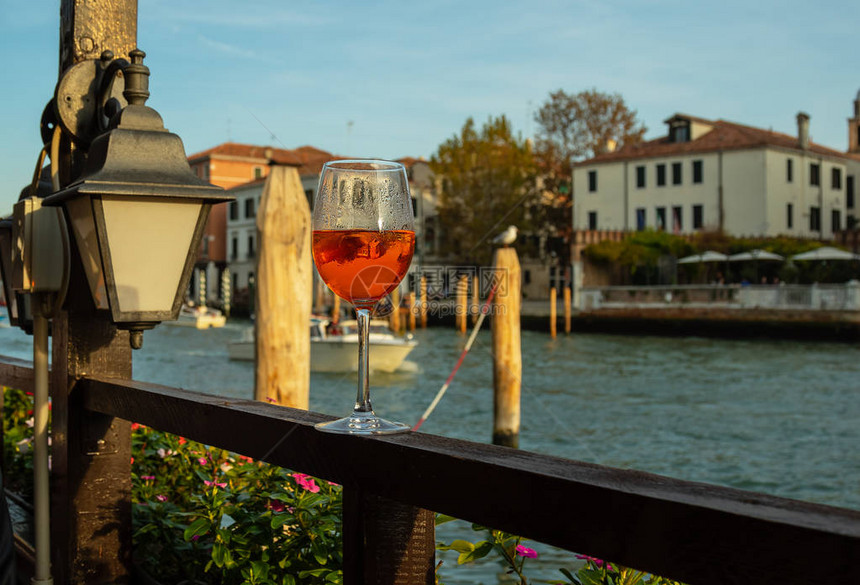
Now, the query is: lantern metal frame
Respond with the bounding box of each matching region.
[42,48,232,347]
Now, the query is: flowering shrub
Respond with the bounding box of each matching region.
[2,386,37,499]
[131,425,342,585]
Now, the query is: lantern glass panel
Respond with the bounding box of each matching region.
[67,196,109,309]
[101,196,201,313]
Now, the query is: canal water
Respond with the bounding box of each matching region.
[1,321,858,582]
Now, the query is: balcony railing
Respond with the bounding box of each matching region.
[1,354,859,584]
[579,283,860,312]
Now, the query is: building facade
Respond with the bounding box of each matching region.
[186,143,334,305]
[573,111,858,240]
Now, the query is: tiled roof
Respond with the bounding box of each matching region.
[577,116,854,166]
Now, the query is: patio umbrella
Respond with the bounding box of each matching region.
[677,251,729,264]
[728,249,784,262]
[790,246,860,261]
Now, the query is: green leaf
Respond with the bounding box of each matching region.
[449,539,475,554]
[457,540,493,564]
[183,517,210,541]
[435,514,457,526]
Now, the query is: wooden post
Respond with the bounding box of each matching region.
[550,287,557,338]
[564,286,572,334]
[52,256,133,585]
[408,292,416,331]
[389,286,401,332]
[456,275,467,333]
[491,248,521,448]
[331,295,341,325]
[50,3,138,583]
[420,276,428,328]
[255,165,311,408]
[343,489,435,585]
[471,275,479,325]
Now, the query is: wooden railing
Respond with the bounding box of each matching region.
[1,356,859,584]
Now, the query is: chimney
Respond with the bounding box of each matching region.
[797,112,810,150]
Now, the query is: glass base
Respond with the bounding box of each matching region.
[315,411,411,435]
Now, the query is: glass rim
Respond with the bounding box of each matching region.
[322,159,405,173]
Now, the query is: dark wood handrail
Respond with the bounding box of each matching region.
[2,357,860,584]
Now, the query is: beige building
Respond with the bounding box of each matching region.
[573,109,859,240]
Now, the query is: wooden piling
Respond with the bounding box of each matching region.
[550,287,557,338]
[420,276,428,328]
[390,286,401,332]
[408,292,416,331]
[564,286,571,334]
[331,295,341,325]
[456,275,468,333]
[255,165,311,409]
[471,275,479,325]
[491,248,521,448]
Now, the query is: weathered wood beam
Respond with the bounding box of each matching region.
[78,374,860,585]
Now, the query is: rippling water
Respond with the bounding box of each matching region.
[2,321,858,583]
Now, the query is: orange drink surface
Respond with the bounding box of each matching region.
[313,229,415,309]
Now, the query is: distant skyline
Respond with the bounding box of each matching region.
[1,0,858,211]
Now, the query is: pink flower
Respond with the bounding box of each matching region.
[140,475,156,481]
[197,457,208,466]
[266,396,276,403]
[155,495,168,502]
[292,473,320,493]
[516,545,538,559]
[203,480,227,489]
[268,499,286,513]
[576,555,613,570]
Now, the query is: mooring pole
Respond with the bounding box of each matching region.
[491,247,522,448]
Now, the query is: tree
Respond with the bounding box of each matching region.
[534,88,647,177]
[430,115,537,265]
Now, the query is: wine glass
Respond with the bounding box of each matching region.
[312,160,415,434]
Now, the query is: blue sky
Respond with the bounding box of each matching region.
[0,0,858,211]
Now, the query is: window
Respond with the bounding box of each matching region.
[656,207,666,230]
[636,207,646,231]
[832,209,842,232]
[692,160,703,184]
[656,164,666,186]
[848,176,855,208]
[810,163,820,186]
[636,166,646,188]
[693,205,703,229]
[832,168,842,190]
[229,201,239,221]
[786,203,793,229]
[254,166,263,179]
[412,197,418,216]
[245,197,255,219]
[672,162,682,185]
[588,170,597,192]
[247,234,256,259]
[786,159,793,183]
[305,189,314,206]
[201,236,210,257]
[231,236,238,260]
[672,206,683,232]
[588,211,598,230]
[672,125,689,142]
[810,206,821,231]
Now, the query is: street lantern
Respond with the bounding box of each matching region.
[0,218,17,324]
[43,49,231,348]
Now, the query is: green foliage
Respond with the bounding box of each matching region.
[130,425,342,585]
[1,387,35,498]
[430,115,538,265]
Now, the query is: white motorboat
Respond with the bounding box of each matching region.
[228,317,417,373]
[166,305,227,329]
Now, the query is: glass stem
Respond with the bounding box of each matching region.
[354,308,373,413]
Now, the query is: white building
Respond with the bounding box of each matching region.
[574,109,860,240]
